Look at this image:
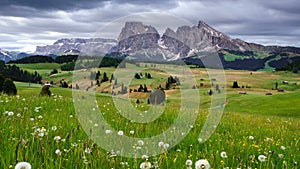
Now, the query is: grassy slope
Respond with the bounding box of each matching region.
[1,63,299,168]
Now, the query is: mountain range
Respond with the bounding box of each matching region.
[2,21,300,70]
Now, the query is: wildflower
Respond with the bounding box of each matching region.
[29,118,34,121]
[130,130,135,134]
[158,141,164,147]
[17,113,21,117]
[8,111,14,116]
[198,138,203,143]
[195,159,210,169]
[280,146,286,150]
[266,137,272,141]
[38,115,43,119]
[220,151,228,158]
[14,162,31,169]
[54,136,61,142]
[51,126,57,131]
[163,143,170,150]
[142,154,149,160]
[185,159,193,167]
[71,142,78,147]
[278,154,284,158]
[118,130,124,136]
[249,136,254,140]
[137,140,144,146]
[105,130,112,134]
[258,155,267,162]
[84,148,92,154]
[140,161,151,169]
[55,149,61,155]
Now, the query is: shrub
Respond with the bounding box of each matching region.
[3,78,17,95]
[0,74,5,92]
[40,86,51,96]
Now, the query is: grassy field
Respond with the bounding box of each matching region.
[0,63,299,168]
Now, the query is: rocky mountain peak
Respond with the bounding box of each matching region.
[117,22,160,53]
[118,22,159,41]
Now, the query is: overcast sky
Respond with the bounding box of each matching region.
[1,0,299,52]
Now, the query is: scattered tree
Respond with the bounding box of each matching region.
[40,85,51,96]
[3,78,17,95]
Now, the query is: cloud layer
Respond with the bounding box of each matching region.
[0,0,299,52]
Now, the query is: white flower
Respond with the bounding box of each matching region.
[220,151,228,158]
[163,143,169,150]
[55,149,61,155]
[158,141,164,147]
[51,126,57,131]
[71,142,78,147]
[15,162,31,169]
[198,138,203,143]
[185,159,193,166]
[130,130,135,134]
[8,111,14,116]
[278,154,284,158]
[118,130,124,136]
[140,161,151,169]
[54,136,61,142]
[38,115,43,119]
[29,118,34,121]
[17,113,21,117]
[266,137,272,141]
[94,123,98,127]
[84,148,92,154]
[38,132,44,137]
[258,155,267,162]
[142,154,149,159]
[280,146,286,150]
[105,130,112,134]
[137,140,144,146]
[249,136,254,140]
[195,159,210,169]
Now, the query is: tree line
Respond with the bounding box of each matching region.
[0,61,42,83]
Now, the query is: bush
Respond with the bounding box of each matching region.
[0,74,4,92]
[40,86,51,96]
[3,78,17,95]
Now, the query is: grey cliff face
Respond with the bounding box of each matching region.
[35,38,117,55]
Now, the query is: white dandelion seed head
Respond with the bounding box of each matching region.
[105,130,112,134]
[137,140,144,146]
[163,143,170,150]
[158,141,164,147]
[281,146,286,150]
[29,118,34,121]
[17,113,21,117]
[140,161,151,169]
[258,155,267,162]
[198,138,203,143]
[130,130,135,134]
[249,136,254,140]
[51,126,57,131]
[8,111,14,116]
[118,130,124,136]
[220,151,228,158]
[54,136,61,142]
[185,159,193,166]
[55,149,61,155]
[38,115,43,119]
[14,161,31,169]
[195,159,210,169]
[142,154,149,159]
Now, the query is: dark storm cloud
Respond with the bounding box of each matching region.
[0,0,299,52]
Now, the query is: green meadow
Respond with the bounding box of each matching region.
[1,63,299,169]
